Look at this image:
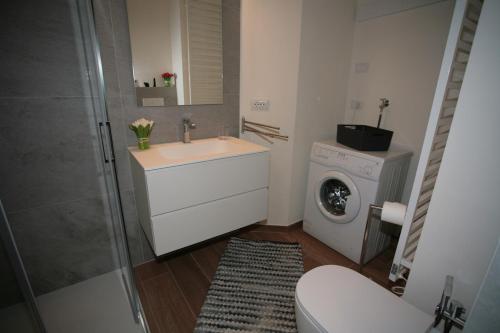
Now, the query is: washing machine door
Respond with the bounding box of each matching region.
[314,171,361,224]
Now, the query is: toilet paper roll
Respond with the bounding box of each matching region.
[381,201,407,226]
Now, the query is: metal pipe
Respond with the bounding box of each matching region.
[377,98,390,128]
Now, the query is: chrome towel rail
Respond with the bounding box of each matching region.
[241,117,289,144]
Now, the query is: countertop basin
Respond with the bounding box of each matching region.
[128,137,269,170]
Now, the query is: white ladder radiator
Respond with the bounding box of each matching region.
[389,0,483,282]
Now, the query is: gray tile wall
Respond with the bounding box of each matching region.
[0,0,240,301]
[0,0,117,296]
[94,0,241,264]
[0,242,24,308]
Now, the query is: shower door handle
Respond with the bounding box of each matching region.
[98,121,115,163]
[105,121,116,162]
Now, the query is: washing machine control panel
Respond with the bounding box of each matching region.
[311,144,382,180]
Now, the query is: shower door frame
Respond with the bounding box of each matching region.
[76,0,148,328]
[0,0,148,331]
[0,201,47,333]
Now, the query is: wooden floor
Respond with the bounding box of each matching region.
[134,223,399,333]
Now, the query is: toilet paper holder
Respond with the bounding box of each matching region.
[359,204,383,271]
[359,202,406,272]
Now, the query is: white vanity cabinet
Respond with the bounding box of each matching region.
[129,137,269,256]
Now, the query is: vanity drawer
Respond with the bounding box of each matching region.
[146,152,269,216]
[151,188,268,255]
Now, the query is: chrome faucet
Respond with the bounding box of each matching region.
[433,275,467,332]
[182,118,196,143]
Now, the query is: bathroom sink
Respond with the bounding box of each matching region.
[159,139,233,159]
[129,137,268,170]
[128,136,270,255]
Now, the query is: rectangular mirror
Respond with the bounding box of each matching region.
[126,0,223,106]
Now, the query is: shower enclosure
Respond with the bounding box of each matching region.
[0,0,147,332]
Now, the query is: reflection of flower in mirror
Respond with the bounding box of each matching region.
[161,72,176,87]
[129,118,154,138]
[161,72,175,79]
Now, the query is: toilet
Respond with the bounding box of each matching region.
[295,265,432,333]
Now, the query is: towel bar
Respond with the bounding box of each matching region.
[241,117,289,143]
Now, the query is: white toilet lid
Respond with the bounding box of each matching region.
[295,265,432,333]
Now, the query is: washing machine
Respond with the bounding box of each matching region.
[303,140,412,264]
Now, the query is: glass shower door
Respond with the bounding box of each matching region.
[77,0,141,320]
[0,203,45,333]
[0,0,147,332]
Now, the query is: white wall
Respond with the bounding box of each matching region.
[288,0,355,223]
[241,1,453,226]
[240,0,303,226]
[343,1,453,202]
[403,0,500,315]
[240,0,355,226]
[464,239,500,332]
[127,0,173,86]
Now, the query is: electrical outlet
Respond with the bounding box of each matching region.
[251,99,270,111]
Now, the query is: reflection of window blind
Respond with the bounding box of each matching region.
[186,0,223,104]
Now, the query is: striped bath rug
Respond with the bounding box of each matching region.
[194,237,304,333]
